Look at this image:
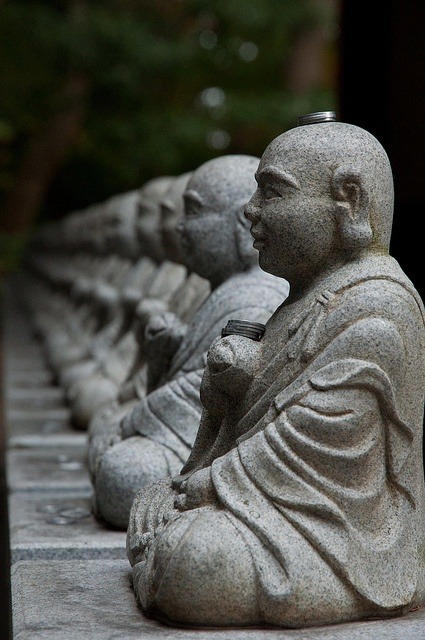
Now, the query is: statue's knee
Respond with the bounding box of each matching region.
[95,437,179,529]
[152,510,258,625]
[71,377,118,429]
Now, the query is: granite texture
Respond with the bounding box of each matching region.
[127,120,425,628]
[7,445,91,493]
[11,560,425,640]
[91,154,289,529]
[9,491,126,562]
[4,121,425,638]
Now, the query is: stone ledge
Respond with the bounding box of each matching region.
[6,445,91,493]
[9,490,126,563]
[11,560,425,640]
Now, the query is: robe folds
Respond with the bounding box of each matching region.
[209,255,425,619]
[132,254,425,627]
[123,266,289,464]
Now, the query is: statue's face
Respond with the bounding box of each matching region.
[103,192,139,258]
[136,183,167,263]
[179,185,237,283]
[159,173,191,265]
[160,198,185,264]
[244,136,338,284]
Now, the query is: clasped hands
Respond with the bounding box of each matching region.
[172,467,217,511]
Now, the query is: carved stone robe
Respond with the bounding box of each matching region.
[123,266,289,465]
[131,254,425,627]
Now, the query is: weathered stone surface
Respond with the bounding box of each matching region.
[128,117,425,628]
[6,414,74,440]
[9,491,126,562]
[91,154,289,529]
[7,445,91,493]
[11,560,425,640]
[6,386,65,410]
[6,407,71,426]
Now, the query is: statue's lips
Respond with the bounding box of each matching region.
[250,228,267,248]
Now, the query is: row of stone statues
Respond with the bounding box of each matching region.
[22,113,425,629]
[24,153,289,531]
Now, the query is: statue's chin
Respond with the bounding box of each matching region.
[258,253,285,280]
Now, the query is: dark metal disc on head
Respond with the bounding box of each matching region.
[297,111,337,126]
[221,319,266,341]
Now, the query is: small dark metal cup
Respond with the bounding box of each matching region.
[297,111,336,126]
[221,319,266,341]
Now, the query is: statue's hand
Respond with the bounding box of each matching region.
[127,478,180,565]
[173,467,217,511]
[120,402,140,439]
[143,312,187,374]
[145,311,186,344]
[145,310,175,337]
[88,427,122,479]
[135,298,168,328]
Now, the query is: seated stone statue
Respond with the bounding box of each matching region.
[118,170,210,399]
[24,201,137,353]
[87,170,210,481]
[126,115,425,629]
[50,181,171,384]
[92,154,289,528]
[67,176,189,428]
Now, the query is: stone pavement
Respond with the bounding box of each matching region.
[3,282,425,639]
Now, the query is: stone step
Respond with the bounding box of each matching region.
[6,445,90,493]
[11,560,425,640]
[8,433,87,449]
[6,406,71,424]
[6,414,74,440]
[9,491,126,563]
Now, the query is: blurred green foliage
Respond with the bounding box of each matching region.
[0,0,338,226]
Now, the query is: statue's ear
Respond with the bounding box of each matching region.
[235,202,257,266]
[331,166,373,251]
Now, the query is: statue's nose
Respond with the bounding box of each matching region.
[244,198,260,223]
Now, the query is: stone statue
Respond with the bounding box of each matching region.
[66,176,191,429]
[55,181,173,378]
[87,170,210,485]
[42,191,147,381]
[126,115,425,629]
[91,154,289,528]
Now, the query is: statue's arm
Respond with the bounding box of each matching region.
[120,368,204,452]
[144,311,188,353]
[180,316,407,510]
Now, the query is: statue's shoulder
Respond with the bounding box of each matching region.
[301,258,425,368]
[328,256,425,327]
[225,267,289,304]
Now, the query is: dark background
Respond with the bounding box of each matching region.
[339,0,425,304]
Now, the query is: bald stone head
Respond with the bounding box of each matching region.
[180,154,259,288]
[136,176,174,263]
[102,190,140,259]
[68,204,107,255]
[159,171,192,265]
[245,121,394,287]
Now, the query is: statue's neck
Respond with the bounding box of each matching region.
[286,255,361,303]
[209,263,257,291]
